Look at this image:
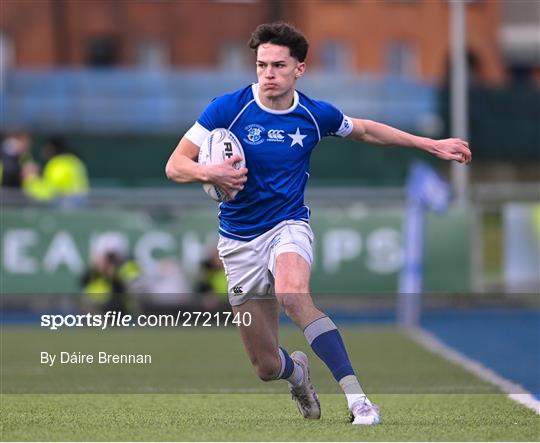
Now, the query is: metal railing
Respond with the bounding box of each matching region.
[2,182,537,210]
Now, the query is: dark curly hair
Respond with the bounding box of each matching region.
[248,22,309,62]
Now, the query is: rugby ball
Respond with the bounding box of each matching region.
[198,128,246,202]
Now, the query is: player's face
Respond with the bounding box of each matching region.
[256,43,305,103]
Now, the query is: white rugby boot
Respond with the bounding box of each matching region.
[288,351,321,419]
[349,397,380,425]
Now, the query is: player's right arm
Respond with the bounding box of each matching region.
[165,136,247,194]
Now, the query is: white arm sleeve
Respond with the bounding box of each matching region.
[184,122,211,147]
[334,115,353,138]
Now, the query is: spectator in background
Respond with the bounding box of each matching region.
[195,247,229,312]
[141,259,193,311]
[23,136,89,207]
[0,131,37,189]
[80,249,141,314]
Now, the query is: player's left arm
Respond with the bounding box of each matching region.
[347,118,472,164]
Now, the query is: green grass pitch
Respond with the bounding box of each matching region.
[1,325,538,441]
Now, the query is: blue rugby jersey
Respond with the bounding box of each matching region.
[185,83,353,241]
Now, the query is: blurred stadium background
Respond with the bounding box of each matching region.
[1,0,539,436]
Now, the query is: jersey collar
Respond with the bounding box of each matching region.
[252,83,299,115]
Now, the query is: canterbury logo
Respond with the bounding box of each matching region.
[232,286,243,295]
[267,129,285,140]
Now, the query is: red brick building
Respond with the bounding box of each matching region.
[0,0,515,85]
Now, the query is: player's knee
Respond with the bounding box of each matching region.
[279,293,309,319]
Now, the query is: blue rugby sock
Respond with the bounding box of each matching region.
[304,316,367,408]
[304,316,355,382]
[277,346,303,386]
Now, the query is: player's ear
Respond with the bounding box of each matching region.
[295,62,306,78]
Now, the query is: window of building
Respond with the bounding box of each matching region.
[385,40,419,77]
[136,39,169,70]
[319,40,351,72]
[86,36,119,67]
[509,65,535,85]
[219,42,250,71]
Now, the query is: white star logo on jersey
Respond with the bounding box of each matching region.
[288,127,307,147]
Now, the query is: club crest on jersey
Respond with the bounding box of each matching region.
[244,124,265,145]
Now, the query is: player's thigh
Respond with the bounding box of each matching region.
[270,220,314,294]
[274,252,322,328]
[274,251,311,294]
[232,298,279,365]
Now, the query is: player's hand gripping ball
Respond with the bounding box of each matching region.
[198,128,246,202]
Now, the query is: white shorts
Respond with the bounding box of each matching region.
[217,220,314,306]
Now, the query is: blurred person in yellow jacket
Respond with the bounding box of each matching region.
[80,249,141,314]
[23,136,89,207]
[195,248,230,312]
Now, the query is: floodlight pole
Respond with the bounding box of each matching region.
[450,0,470,207]
[399,2,471,329]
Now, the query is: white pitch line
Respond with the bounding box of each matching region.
[408,327,540,414]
